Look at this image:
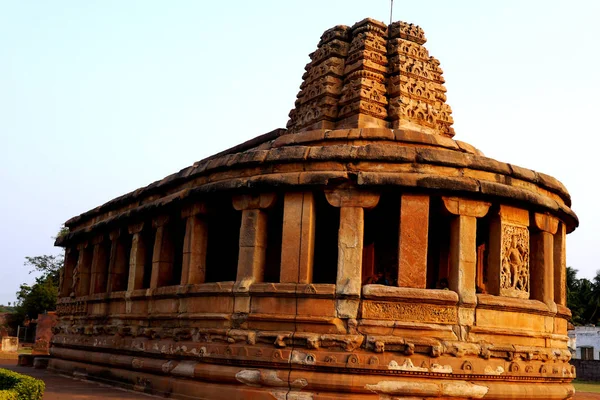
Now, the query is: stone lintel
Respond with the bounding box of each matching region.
[325,189,380,209]
[233,193,277,211]
[442,197,490,218]
[533,213,559,234]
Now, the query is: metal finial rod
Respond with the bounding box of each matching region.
[390,0,394,25]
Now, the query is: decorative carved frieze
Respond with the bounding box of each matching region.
[362,301,458,324]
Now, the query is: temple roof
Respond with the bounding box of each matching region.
[287,18,455,138]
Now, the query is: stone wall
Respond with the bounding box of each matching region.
[572,360,600,380]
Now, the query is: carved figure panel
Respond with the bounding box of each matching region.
[500,224,530,298]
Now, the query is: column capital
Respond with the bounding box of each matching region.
[533,213,559,234]
[76,241,89,251]
[325,189,380,209]
[128,222,145,235]
[233,193,277,211]
[109,229,122,241]
[91,234,105,246]
[442,197,490,218]
[496,205,529,226]
[181,203,208,218]
[152,215,171,228]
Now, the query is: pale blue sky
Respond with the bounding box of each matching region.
[1,1,598,305]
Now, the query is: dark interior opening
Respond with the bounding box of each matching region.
[205,199,242,282]
[112,232,132,292]
[362,193,400,286]
[312,193,339,284]
[94,238,111,294]
[476,215,490,294]
[426,198,451,289]
[264,197,284,283]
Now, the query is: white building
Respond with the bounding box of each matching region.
[569,326,600,360]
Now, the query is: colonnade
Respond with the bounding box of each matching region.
[59,189,567,312]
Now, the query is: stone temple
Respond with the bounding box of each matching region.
[52,18,578,399]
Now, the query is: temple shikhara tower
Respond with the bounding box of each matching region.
[52,18,579,399]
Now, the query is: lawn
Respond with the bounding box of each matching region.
[575,381,600,394]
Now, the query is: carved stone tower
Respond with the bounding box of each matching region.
[51,18,578,400]
[288,19,454,137]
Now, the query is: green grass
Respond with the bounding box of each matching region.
[574,380,600,393]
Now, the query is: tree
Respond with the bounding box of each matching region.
[12,254,63,325]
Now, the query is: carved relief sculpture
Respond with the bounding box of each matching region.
[500,225,530,298]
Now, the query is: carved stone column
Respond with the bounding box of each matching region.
[554,222,567,306]
[127,222,146,291]
[398,194,430,288]
[74,242,92,297]
[232,193,277,313]
[89,235,109,295]
[181,204,208,285]
[107,229,130,293]
[280,192,316,283]
[150,215,174,289]
[488,205,530,299]
[60,247,77,298]
[531,213,559,312]
[442,197,491,306]
[326,189,380,318]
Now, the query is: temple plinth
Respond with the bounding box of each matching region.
[51,18,578,400]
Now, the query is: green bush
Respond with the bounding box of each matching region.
[0,369,44,400]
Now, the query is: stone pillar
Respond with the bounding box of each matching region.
[232,193,277,313]
[107,229,130,292]
[487,205,530,299]
[150,215,175,289]
[89,235,109,295]
[442,197,491,306]
[326,189,379,318]
[531,213,559,312]
[60,247,76,297]
[398,194,430,288]
[280,192,316,283]
[554,222,567,306]
[74,242,92,297]
[127,222,146,291]
[181,204,208,285]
